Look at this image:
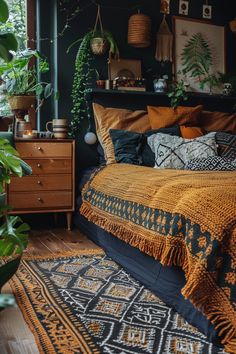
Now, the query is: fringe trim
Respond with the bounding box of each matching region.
[22,248,104,261]
[80,202,236,354]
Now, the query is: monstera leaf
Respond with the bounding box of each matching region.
[181,32,212,80]
[0,0,18,62]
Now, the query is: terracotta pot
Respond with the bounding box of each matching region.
[96,80,106,89]
[229,18,236,34]
[8,95,35,110]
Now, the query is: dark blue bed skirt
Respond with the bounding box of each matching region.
[75,168,220,345]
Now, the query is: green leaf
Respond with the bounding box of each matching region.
[0,0,8,23]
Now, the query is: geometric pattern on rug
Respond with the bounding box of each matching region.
[11,250,228,354]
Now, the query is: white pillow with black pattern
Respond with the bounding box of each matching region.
[147,132,218,169]
[185,156,236,171]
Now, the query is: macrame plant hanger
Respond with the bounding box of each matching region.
[155,13,173,62]
[90,4,107,55]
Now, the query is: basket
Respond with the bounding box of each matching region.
[128,13,151,48]
[8,95,35,110]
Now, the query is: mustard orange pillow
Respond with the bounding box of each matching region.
[147,105,203,130]
[198,111,236,134]
[93,103,151,164]
[180,126,205,139]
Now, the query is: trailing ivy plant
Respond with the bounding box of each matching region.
[181,32,221,92]
[168,79,189,109]
[68,30,119,137]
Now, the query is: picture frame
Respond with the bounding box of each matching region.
[173,16,226,93]
[108,58,142,80]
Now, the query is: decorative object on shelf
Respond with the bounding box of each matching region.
[108,58,141,80]
[155,14,173,62]
[179,0,189,16]
[46,118,68,139]
[90,5,107,55]
[22,129,33,139]
[127,11,151,48]
[96,80,106,89]
[229,17,236,34]
[174,17,225,93]
[160,0,170,14]
[202,1,212,19]
[114,77,146,92]
[67,28,119,137]
[222,83,233,96]
[167,79,189,109]
[153,77,168,93]
[84,131,97,145]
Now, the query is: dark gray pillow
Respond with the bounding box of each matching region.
[185,156,236,171]
[109,125,180,167]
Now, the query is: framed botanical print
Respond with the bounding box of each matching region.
[173,16,226,93]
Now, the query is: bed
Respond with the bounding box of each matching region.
[75,94,236,353]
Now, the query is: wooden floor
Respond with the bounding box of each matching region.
[0,227,99,354]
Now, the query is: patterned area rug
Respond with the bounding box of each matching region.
[11,249,227,354]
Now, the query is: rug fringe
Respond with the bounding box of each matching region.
[80,202,236,354]
[23,248,104,261]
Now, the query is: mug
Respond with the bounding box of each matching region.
[46,119,68,139]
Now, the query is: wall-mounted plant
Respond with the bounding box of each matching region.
[68,29,119,137]
[181,32,221,93]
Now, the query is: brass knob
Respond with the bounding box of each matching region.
[37,163,41,168]
[38,146,42,150]
[37,197,42,202]
[37,181,42,185]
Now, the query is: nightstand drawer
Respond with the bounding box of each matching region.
[9,191,72,210]
[24,159,72,174]
[9,175,71,192]
[16,142,72,158]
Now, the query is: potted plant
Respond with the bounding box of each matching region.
[0,48,54,112]
[67,29,119,136]
[168,79,189,109]
[0,136,31,299]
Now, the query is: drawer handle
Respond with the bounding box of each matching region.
[38,147,42,151]
[37,163,41,168]
[37,197,42,202]
[37,180,42,185]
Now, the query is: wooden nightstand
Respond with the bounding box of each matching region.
[8,139,75,230]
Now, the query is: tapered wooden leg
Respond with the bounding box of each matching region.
[66,212,72,231]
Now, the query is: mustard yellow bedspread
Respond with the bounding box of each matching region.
[81,164,236,353]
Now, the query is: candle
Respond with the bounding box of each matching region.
[23,130,33,139]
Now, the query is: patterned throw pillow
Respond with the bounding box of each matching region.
[185,156,236,171]
[215,132,236,160]
[147,132,218,169]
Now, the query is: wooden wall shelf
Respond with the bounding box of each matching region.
[86,88,236,113]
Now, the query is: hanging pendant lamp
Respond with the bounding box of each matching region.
[155,14,173,62]
[127,11,151,48]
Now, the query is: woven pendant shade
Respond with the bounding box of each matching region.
[128,13,151,48]
[155,15,173,62]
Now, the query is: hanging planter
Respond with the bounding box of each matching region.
[90,5,107,55]
[127,12,151,48]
